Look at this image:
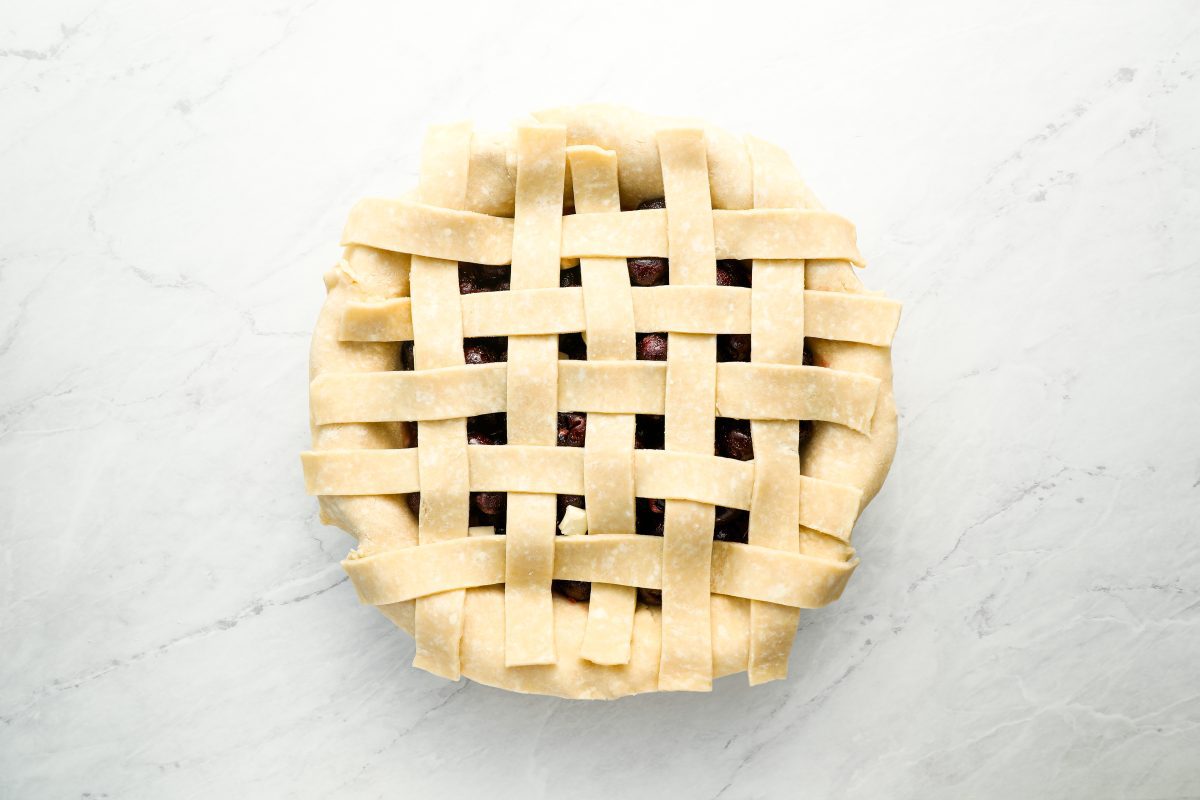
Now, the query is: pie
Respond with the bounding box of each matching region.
[301,105,901,698]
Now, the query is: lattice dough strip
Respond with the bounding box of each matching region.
[657,128,719,692]
[502,124,567,667]
[312,361,880,431]
[302,449,863,541]
[744,134,808,684]
[342,198,865,266]
[408,122,474,680]
[343,536,857,610]
[341,288,900,346]
[568,144,639,667]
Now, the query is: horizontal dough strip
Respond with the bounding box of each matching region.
[557,360,666,414]
[311,362,880,431]
[310,363,508,424]
[342,199,865,267]
[341,288,901,346]
[343,534,858,609]
[715,363,880,432]
[301,448,862,539]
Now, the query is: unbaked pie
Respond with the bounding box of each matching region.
[301,106,900,698]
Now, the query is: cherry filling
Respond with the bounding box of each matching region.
[464,337,507,365]
[628,257,668,286]
[459,263,511,294]
[402,201,825,607]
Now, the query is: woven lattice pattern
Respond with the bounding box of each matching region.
[303,118,900,693]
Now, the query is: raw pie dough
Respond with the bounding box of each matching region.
[302,105,900,698]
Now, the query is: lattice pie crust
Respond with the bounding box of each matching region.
[302,106,899,698]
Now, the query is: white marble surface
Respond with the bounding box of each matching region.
[2,1,1199,797]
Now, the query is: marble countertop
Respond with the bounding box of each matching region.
[3,1,1198,797]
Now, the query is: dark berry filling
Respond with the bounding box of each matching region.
[459,263,511,294]
[628,257,668,287]
[553,579,591,603]
[718,333,751,362]
[464,336,507,365]
[473,491,505,516]
[558,332,587,360]
[636,497,665,531]
[556,412,587,448]
[635,414,664,450]
[716,418,754,461]
[559,265,582,288]
[714,511,749,544]
[716,259,751,288]
[638,588,663,606]
[469,412,507,441]
[637,332,668,361]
